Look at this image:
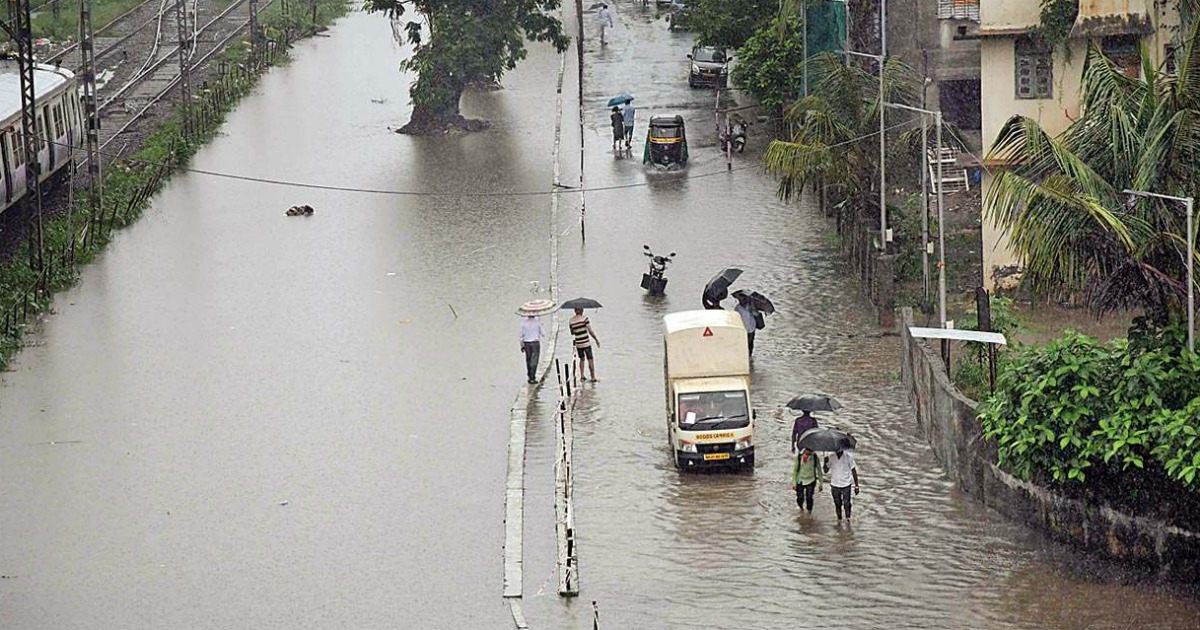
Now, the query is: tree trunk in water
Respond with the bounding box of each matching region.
[397,84,488,135]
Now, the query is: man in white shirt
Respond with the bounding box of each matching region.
[519,316,545,384]
[824,449,860,521]
[596,3,614,46]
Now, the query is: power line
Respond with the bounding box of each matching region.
[30,117,918,199]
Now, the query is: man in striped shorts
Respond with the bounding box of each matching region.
[568,308,601,382]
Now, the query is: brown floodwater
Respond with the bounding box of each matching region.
[0,1,1197,629]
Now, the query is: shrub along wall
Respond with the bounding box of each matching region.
[899,307,1200,580]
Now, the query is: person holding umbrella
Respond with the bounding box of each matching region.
[786,394,842,453]
[622,98,636,149]
[517,300,555,384]
[610,106,625,152]
[733,291,759,355]
[562,298,603,382]
[795,423,859,521]
[825,448,860,522]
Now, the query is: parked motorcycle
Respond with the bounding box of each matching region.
[719,115,749,153]
[641,245,676,295]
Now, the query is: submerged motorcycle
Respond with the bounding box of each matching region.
[719,115,749,154]
[641,245,676,295]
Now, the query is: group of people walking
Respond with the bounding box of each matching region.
[791,411,861,521]
[519,308,601,384]
[610,99,636,151]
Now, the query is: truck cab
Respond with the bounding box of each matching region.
[663,310,754,469]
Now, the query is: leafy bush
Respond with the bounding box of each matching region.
[731,16,806,114]
[979,318,1200,511]
[688,0,779,49]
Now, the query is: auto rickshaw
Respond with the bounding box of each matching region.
[644,115,689,169]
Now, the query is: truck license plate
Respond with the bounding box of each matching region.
[703,452,731,461]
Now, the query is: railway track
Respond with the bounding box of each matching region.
[97,0,269,150]
[45,0,166,66]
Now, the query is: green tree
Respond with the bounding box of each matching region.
[985,22,1200,321]
[364,0,568,131]
[731,16,805,114]
[689,0,779,49]
[762,51,918,202]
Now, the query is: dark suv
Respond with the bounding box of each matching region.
[687,46,730,88]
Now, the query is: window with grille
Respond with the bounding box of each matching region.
[1015,36,1053,99]
[1166,43,1179,74]
[1102,35,1141,78]
[937,0,979,21]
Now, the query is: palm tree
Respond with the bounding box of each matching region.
[762,52,919,207]
[985,21,1200,321]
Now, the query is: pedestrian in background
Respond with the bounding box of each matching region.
[734,292,759,355]
[825,449,860,522]
[596,3,613,45]
[791,409,819,453]
[569,307,601,381]
[610,106,625,151]
[519,315,545,384]
[793,448,823,514]
[622,99,636,149]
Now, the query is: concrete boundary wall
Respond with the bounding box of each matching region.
[898,307,1200,581]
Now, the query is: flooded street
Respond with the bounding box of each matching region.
[1,1,1199,628]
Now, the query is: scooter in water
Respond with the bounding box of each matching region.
[719,116,749,153]
[641,245,676,295]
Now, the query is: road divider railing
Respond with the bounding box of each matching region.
[553,358,580,596]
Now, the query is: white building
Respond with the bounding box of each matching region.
[979,0,1184,289]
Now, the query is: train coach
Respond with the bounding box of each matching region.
[0,59,85,213]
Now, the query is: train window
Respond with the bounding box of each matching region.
[52,104,65,139]
[37,110,47,151]
[10,130,24,168]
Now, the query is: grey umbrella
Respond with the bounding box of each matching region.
[733,289,776,315]
[703,268,743,304]
[797,427,856,452]
[560,297,603,310]
[786,394,842,412]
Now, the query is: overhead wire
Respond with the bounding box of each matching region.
[25,115,920,198]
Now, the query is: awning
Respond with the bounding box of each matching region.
[1071,0,1154,38]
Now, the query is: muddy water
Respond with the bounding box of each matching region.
[0,1,1198,628]
[520,2,1200,629]
[0,8,563,629]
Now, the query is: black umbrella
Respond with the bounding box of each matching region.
[703,268,743,305]
[560,297,603,310]
[732,289,776,315]
[786,394,842,412]
[797,427,856,452]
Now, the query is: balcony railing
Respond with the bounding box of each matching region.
[938,0,980,21]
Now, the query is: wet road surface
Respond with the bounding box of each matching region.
[521,2,1200,629]
[0,1,1198,629]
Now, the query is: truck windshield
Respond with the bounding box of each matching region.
[677,391,749,430]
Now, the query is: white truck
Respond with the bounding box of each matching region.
[663,310,755,469]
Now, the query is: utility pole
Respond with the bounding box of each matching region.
[249,0,260,61]
[886,102,945,327]
[79,0,102,243]
[1123,189,1195,355]
[920,117,930,310]
[175,0,193,137]
[6,0,46,273]
[878,0,887,252]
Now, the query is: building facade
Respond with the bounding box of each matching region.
[979,0,1184,289]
